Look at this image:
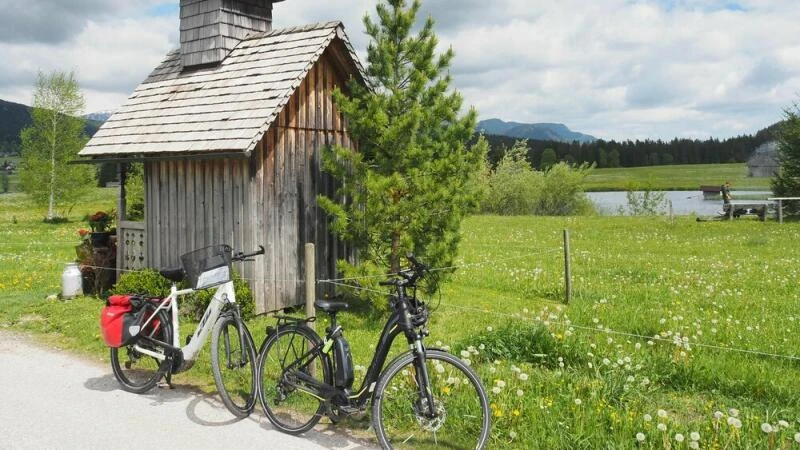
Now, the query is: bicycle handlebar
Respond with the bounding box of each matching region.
[232,245,265,262]
[381,253,427,287]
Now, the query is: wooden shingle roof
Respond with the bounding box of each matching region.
[80,21,363,157]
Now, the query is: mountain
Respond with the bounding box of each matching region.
[84,111,114,123]
[0,99,103,154]
[478,118,597,144]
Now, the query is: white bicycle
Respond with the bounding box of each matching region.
[107,244,264,418]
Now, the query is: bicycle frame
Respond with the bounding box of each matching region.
[132,280,237,372]
[279,293,425,410]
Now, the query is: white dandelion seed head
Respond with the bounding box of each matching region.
[761,423,773,433]
[713,411,724,420]
[636,432,646,442]
[729,408,739,418]
[690,431,700,441]
[675,433,685,443]
[643,414,652,422]
[657,409,668,418]
[657,423,667,432]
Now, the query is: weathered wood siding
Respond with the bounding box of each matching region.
[144,49,354,313]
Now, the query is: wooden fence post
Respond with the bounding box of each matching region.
[563,229,571,304]
[305,243,316,331]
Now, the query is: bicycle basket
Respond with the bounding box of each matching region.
[180,245,232,290]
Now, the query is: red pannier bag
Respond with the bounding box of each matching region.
[100,294,159,348]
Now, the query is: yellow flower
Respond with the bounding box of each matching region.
[512,409,521,417]
[441,386,451,395]
[493,409,504,418]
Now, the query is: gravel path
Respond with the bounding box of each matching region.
[0,331,376,450]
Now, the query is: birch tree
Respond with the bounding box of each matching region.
[19,71,94,221]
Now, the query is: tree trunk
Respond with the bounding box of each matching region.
[47,118,57,221]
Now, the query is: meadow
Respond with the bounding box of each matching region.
[584,163,772,191]
[2,186,799,448]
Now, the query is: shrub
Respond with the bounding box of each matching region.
[111,268,172,298]
[481,141,594,216]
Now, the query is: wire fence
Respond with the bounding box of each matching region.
[3,238,800,364]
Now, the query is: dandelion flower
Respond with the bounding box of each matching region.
[761,423,773,433]
[574,398,582,406]
[689,442,699,449]
[495,380,506,388]
[643,414,652,422]
[675,433,684,443]
[518,373,529,381]
[794,432,800,443]
[487,326,493,332]
[509,431,517,439]
[728,408,739,417]
[657,423,667,432]
[690,431,700,441]
[713,411,724,421]
[460,350,470,358]
[778,420,789,428]
[636,432,645,442]
[516,389,524,397]
[491,387,502,395]
[657,409,668,418]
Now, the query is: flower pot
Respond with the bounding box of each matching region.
[90,231,111,248]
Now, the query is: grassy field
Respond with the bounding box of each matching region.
[2,187,800,448]
[585,163,772,191]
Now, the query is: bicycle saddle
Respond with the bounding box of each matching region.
[159,268,186,282]
[314,300,349,313]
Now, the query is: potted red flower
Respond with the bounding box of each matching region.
[87,211,113,247]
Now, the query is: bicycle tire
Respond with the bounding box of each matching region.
[211,314,258,418]
[110,309,172,394]
[372,349,491,449]
[257,325,333,435]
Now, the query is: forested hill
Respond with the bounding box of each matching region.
[0,99,102,154]
[478,119,597,144]
[481,122,782,169]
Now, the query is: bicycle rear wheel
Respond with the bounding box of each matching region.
[110,309,172,394]
[372,349,491,449]
[211,314,257,418]
[257,325,332,435]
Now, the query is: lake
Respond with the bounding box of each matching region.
[587,190,773,216]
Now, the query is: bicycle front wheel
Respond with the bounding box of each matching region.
[257,325,332,435]
[211,314,258,418]
[372,349,491,449]
[110,309,172,394]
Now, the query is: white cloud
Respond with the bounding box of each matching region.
[1,0,799,140]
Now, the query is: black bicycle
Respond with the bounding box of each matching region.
[256,254,490,449]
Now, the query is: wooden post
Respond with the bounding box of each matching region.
[305,243,316,330]
[778,199,783,224]
[563,229,571,304]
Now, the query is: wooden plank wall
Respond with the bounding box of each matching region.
[144,157,254,296]
[143,50,354,314]
[251,51,352,313]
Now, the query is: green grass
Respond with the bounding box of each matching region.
[3,188,800,448]
[585,163,772,191]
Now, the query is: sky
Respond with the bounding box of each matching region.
[1,0,800,141]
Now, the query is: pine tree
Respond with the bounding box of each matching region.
[20,71,94,220]
[319,0,486,292]
[771,106,800,214]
